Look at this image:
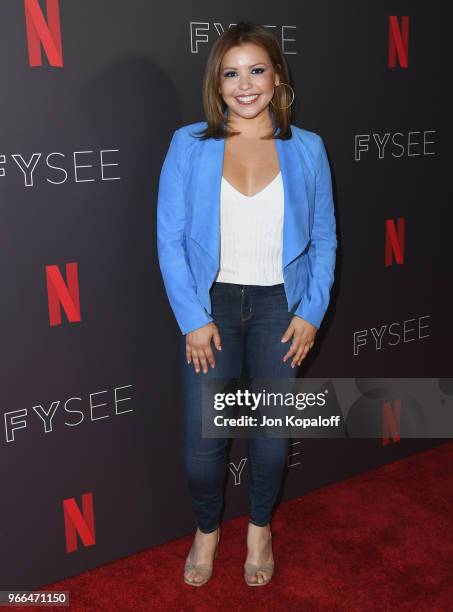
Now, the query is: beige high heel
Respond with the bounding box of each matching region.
[184,527,221,587]
[244,532,274,586]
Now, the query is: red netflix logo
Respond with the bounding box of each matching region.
[63,492,96,553]
[388,15,409,68]
[382,399,401,446]
[385,217,405,266]
[46,263,81,325]
[24,0,63,67]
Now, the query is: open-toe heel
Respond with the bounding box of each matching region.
[184,528,221,587]
[244,533,274,586]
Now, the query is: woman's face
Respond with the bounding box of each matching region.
[218,43,280,122]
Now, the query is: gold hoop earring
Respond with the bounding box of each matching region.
[270,82,295,110]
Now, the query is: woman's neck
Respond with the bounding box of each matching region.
[226,109,274,139]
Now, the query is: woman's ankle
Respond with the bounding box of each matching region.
[248,521,271,532]
[197,526,219,536]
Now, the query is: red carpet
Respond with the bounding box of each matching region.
[38,443,453,611]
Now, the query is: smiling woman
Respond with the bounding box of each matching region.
[156,20,337,589]
[198,23,293,141]
[217,42,283,197]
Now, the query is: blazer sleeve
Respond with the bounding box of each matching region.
[156,128,214,335]
[294,135,337,329]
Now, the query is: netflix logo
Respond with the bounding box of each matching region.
[47,263,81,326]
[388,15,409,68]
[24,0,64,68]
[63,492,96,553]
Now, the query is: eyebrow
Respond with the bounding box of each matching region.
[221,62,267,70]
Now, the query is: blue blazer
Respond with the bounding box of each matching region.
[156,121,337,335]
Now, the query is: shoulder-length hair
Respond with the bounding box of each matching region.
[193,21,294,141]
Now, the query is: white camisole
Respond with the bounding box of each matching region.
[215,171,284,285]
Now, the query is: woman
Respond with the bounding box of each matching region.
[157,22,337,587]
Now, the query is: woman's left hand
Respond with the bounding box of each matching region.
[281,316,318,368]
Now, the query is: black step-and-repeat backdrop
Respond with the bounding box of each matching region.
[1,1,450,590]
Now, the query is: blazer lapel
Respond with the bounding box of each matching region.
[189,129,310,272]
[189,136,224,266]
[276,136,310,267]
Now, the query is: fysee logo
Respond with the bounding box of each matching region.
[190,22,297,54]
[24,0,63,67]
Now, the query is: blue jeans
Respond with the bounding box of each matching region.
[179,281,299,533]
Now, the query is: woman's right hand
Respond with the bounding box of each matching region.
[186,323,222,373]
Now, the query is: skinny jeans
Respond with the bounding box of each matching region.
[180,281,299,533]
